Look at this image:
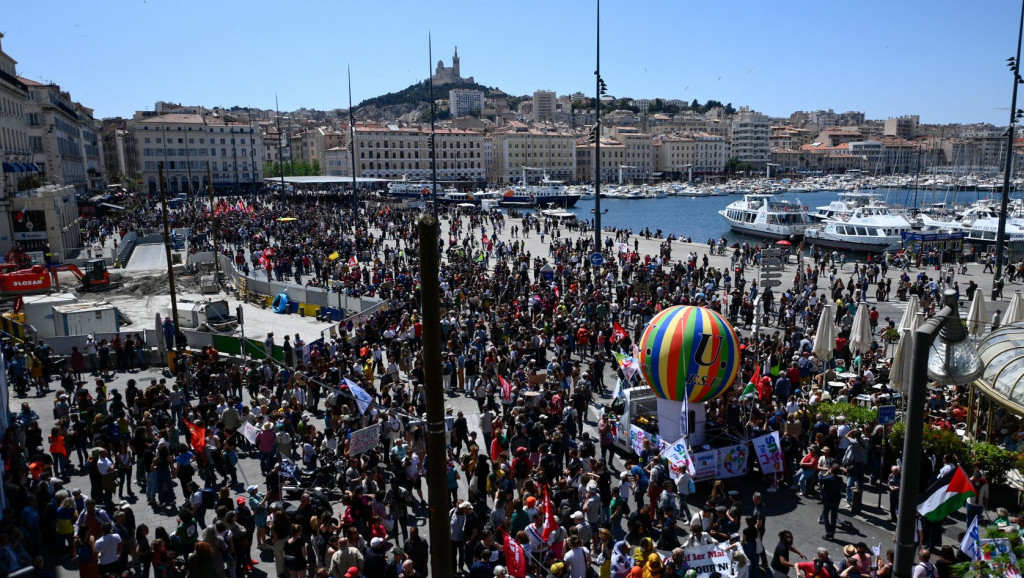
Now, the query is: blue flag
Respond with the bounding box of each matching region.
[343,378,372,414]
[280,459,297,480]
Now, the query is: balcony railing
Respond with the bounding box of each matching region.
[0,69,27,92]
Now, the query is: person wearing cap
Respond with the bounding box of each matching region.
[365,536,390,578]
[450,501,473,571]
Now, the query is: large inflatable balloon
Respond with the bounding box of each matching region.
[638,305,741,403]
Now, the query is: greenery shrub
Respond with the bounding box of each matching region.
[885,422,1022,486]
[814,402,878,426]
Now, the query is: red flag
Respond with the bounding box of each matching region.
[183,419,206,453]
[611,321,628,343]
[349,256,358,268]
[541,487,558,541]
[500,376,513,403]
[751,363,765,401]
[503,529,527,578]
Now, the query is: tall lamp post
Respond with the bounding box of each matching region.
[995,0,1024,293]
[593,0,607,254]
[893,289,983,578]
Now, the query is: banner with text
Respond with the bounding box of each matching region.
[752,431,784,474]
[680,543,739,578]
[661,436,696,477]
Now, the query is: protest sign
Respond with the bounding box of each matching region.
[348,423,381,456]
[752,431,784,474]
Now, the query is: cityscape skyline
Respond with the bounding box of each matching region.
[3,0,1021,125]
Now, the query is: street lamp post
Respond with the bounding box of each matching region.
[893,289,983,578]
[995,0,1024,291]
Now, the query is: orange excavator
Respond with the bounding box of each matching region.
[50,259,115,291]
[0,264,52,295]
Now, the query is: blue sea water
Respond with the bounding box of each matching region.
[562,188,1003,247]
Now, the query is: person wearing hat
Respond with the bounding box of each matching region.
[256,421,277,475]
[450,501,473,571]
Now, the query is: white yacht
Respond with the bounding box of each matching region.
[808,191,877,222]
[718,194,811,239]
[920,202,1024,248]
[804,203,913,253]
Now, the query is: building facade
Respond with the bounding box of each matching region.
[727,107,771,169]
[0,33,33,250]
[576,138,626,183]
[21,78,104,196]
[8,184,81,261]
[132,111,265,194]
[487,127,576,184]
[532,90,556,124]
[355,125,485,183]
[449,89,485,118]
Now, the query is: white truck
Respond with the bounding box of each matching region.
[608,383,744,482]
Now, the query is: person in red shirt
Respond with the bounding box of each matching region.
[795,547,837,577]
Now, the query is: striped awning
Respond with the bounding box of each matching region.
[2,162,40,173]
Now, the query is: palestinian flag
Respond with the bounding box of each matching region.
[917,466,975,522]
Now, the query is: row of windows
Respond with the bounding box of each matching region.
[144,160,253,172]
[143,148,249,157]
[143,137,252,145]
[142,125,254,134]
[358,140,482,149]
[830,225,902,237]
[359,150,479,160]
[361,161,482,170]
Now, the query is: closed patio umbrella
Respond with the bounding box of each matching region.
[812,303,836,361]
[848,301,873,355]
[888,328,915,394]
[966,288,987,337]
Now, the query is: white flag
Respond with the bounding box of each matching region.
[240,422,260,445]
[343,378,372,414]
[961,516,980,561]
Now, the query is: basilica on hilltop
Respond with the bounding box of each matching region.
[432,47,474,85]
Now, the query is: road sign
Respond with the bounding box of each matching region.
[761,249,783,258]
[877,405,897,425]
[760,279,783,288]
[760,272,784,279]
[590,252,604,267]
[761,258,783,267]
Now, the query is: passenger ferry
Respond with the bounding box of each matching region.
[808,191,877,222]
[804,204,913,253]
[718,194,811,239]
[497,177,581,208]
[387,181,438,199]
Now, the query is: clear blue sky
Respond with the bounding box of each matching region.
[2,0,1021,125]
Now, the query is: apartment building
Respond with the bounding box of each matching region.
[132,111,264,194]
[487,127,576,184]
[727,107,770,169]
[449,89,485,118]
[0,33,32,248]
[576,138,626,183]
[355,125,485,182]
[22,78,104,196]
[609,126,653,181]
[532,90,556,123]
[655,132,725,178]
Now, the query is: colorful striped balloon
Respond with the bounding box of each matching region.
[638,305,741,403]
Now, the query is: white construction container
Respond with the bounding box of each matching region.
[51,302,120,337]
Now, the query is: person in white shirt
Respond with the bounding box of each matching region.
[563,536,591,578]
[95,522,122,574]
[836,417,852,452]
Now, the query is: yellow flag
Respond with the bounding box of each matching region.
[329,251,339,261]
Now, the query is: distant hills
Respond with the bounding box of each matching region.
[359,80,507,108]
[356,80,509,121]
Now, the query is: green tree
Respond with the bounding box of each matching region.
[724,157,751,175]
[311,159,321,175]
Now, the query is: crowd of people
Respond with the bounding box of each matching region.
[0,192,1009,578]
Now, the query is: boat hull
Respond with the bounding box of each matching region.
[803,233,899,253]
[498,194,581,208]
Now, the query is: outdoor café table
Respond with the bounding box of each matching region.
[828,381,846,396]
[838,372,858,380]
[855,394,874,407]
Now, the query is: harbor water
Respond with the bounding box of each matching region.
[562,188,1007,247]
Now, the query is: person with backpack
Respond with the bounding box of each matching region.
[911,548,937,578]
